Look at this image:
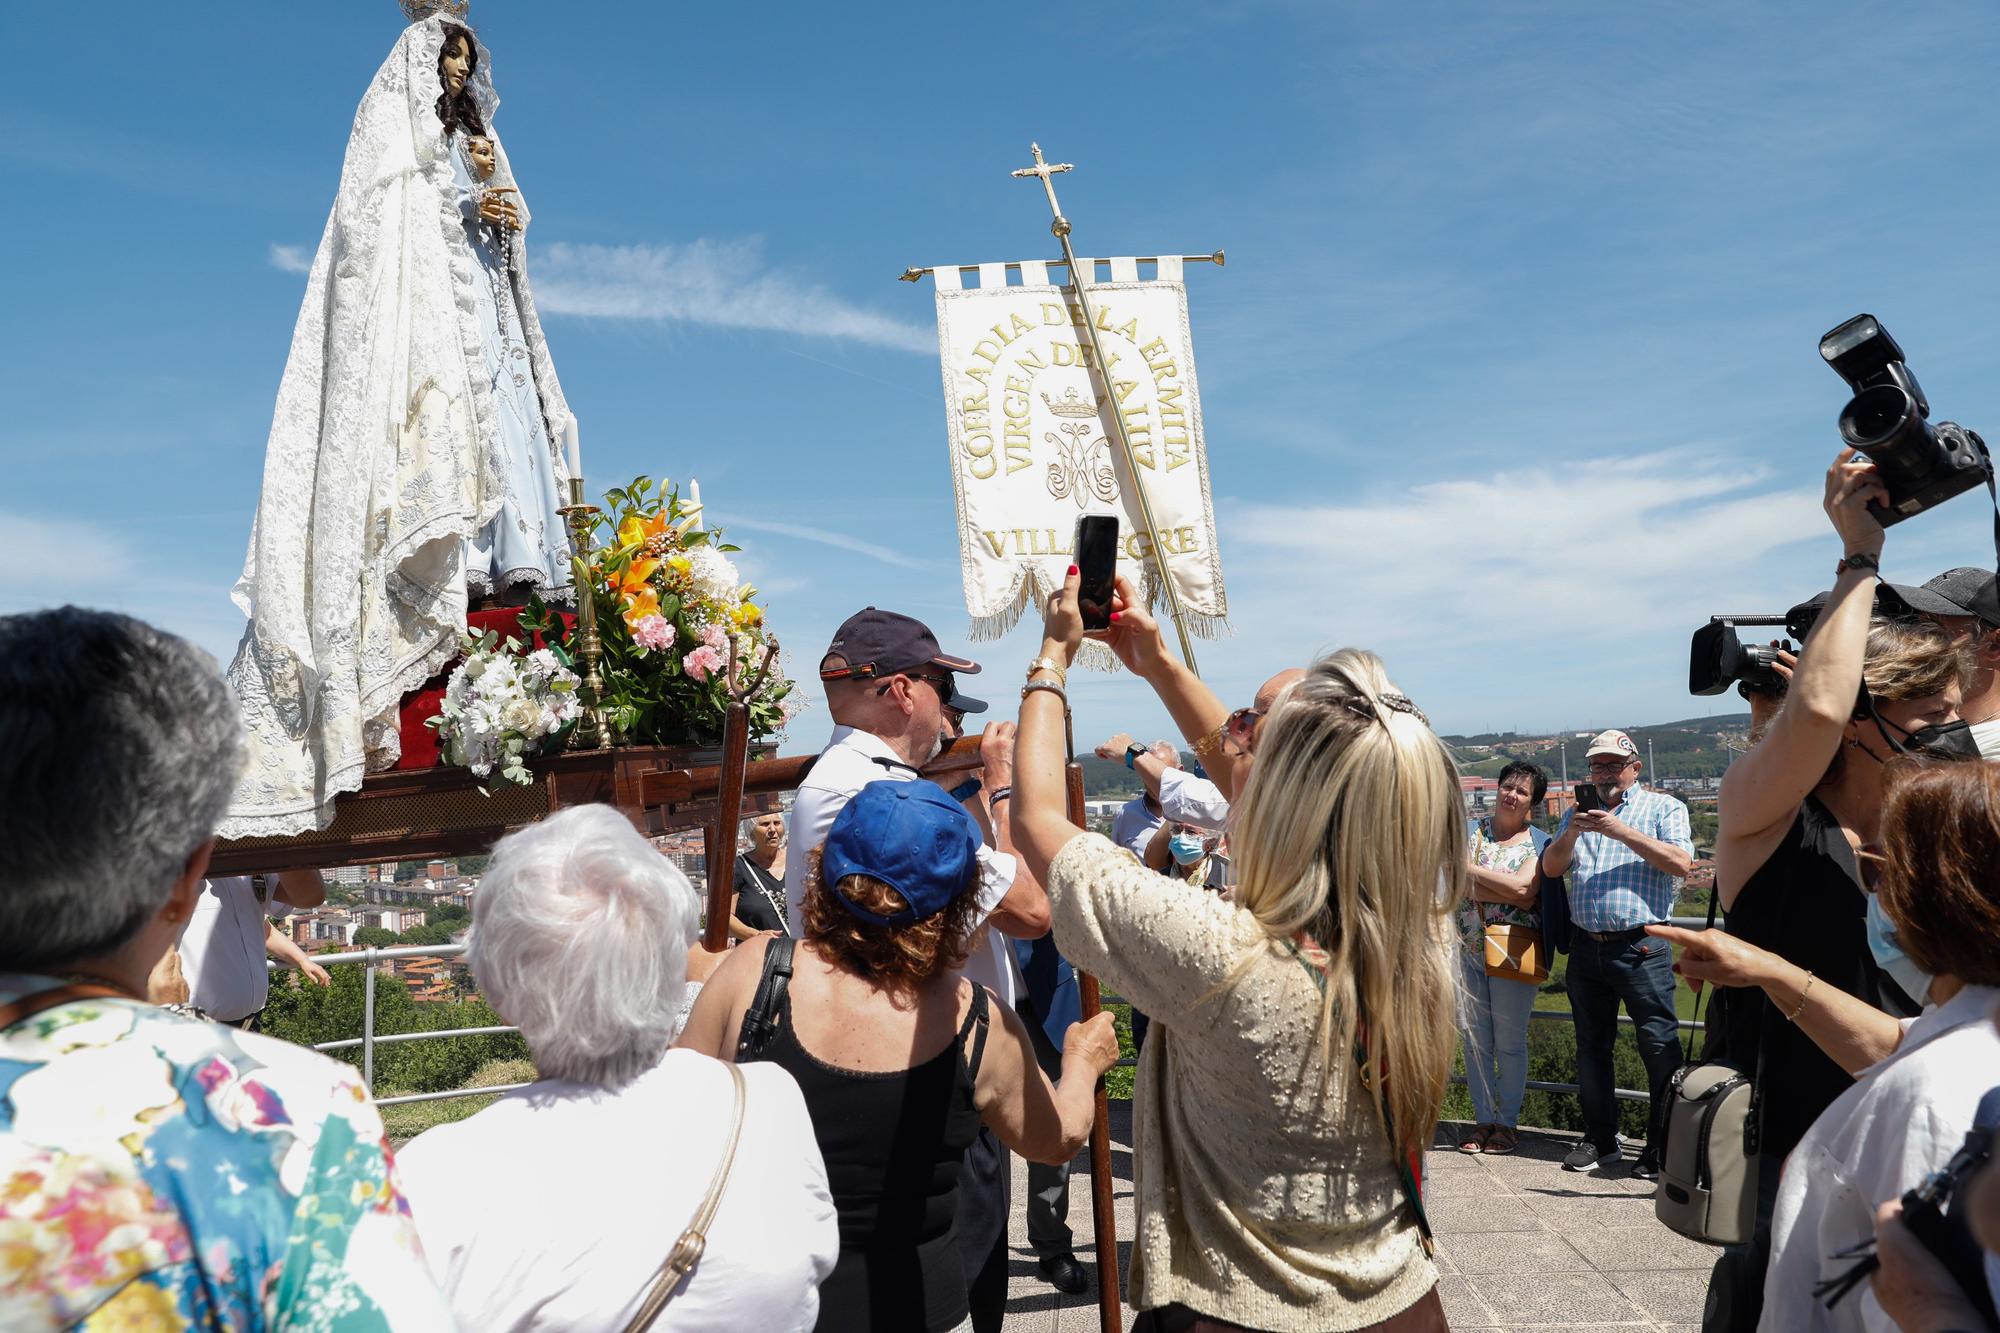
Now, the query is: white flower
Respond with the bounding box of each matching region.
[685,545,740,602]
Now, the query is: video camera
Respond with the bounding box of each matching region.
[1688,600,1823,697]
[1820,315,1993,526]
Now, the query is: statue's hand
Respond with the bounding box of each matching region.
[478,188,521,229]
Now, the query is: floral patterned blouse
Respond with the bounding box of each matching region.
[0,977,451,1330]
[1459,818,1542,952]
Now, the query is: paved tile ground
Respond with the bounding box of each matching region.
[1000,1105,1713,1331]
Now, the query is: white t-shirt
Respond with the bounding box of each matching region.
[1759,984,2000,1332]
[1159,766,1231,831]
[784,725,1021,1007]
[1970,715,2000,760]
[398,1049,838,1333]
[177,877,270,1022]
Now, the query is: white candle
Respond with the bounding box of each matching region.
[687,478,704,530]
[564,417,582,479]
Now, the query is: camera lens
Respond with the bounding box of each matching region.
[1839,384,1938,484]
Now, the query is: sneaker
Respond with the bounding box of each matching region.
[1483,1126,1519,1155]
[1562,1135,1622,1171]
[1631,1148,1661,1182]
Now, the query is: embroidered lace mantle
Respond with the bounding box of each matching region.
[221,17,573,838]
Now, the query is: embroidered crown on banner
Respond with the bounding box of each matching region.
[1041,388,1099,419]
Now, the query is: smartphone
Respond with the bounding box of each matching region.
[1075,515,1119,631]
[1573,782,1601,813]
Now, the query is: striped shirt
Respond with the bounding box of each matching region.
[1557,784,1693,931]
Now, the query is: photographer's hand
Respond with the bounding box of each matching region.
[1870,1198,1989,1332]
[1571,809,1621,839]
[1825,446,1889,557]
[1093,574,1167,679]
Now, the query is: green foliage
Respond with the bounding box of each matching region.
[399,922,461,947]
[351,926,398,949]
[259,966,528,1096]
[428,904,470,930]
[378,1057,538,1143]
[1447,713,1752,781]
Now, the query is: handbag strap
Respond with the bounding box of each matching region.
[0,983,132,1030]
[739,856,793,938]
[623,1060,749,1333]
[1682,883,1721,1063]
[1283,939,1435,1258]
[735,936,796,1061]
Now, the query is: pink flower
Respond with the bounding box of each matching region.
[631,615,673,652]
[700,622,729,652]
[683,645,724,682]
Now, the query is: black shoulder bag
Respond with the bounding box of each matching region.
[735,936,797,1062]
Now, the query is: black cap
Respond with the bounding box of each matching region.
[1791,582,1962,624]
[1922,567,2000,629]
[821,608,985,712]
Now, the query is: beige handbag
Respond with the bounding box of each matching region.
[623,1061,748,1333]
[1482,922,1550,984]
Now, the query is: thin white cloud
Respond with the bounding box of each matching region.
[717,515,933,571]
[533,238,933,355]
[268,243,311,274]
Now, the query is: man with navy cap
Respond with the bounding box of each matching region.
[1918,566,2000,759]
[787,606,1051,1330]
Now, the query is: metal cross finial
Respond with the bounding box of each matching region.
[1012,142,1075,236]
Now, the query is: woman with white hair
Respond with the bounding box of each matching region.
[397,804,838,1332]
[1008,572,1460,1332]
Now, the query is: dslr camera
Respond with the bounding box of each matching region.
[1821,314,1992,525]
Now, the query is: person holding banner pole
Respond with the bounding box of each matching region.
[1010,570,1456,1332]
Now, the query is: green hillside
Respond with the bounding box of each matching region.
[1445,712,1752,781]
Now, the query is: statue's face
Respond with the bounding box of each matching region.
[441,35,472,96]
[465,137,497,181]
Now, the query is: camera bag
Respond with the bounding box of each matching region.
[1656,890,1764,1246]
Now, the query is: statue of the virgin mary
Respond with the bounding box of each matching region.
[221,1,575,838]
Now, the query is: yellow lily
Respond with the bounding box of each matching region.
[617,511,673,555]
[607,558,662,627]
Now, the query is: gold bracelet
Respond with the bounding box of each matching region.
[1785,970,1815,1023]
[1021,680,1068,706]
[1026,656,1067,687]
[1192,726,1227,765]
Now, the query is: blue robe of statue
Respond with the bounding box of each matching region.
[451,136,571,601]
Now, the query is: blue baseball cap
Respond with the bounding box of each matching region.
[822,780,981,926]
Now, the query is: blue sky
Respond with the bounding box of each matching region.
[7,2,2000,756]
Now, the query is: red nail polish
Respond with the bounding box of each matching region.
[1110,611,1121,623]
[1067,565,1078,575]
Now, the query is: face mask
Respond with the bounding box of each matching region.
[1900,718,1982,760]
[1168,833,1206,865]
[1866,891,1934,1005]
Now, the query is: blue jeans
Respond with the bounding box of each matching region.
[1564,927,1683,1150]
[1458,949,1538,1127]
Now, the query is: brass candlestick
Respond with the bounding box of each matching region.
[558,476,616,750]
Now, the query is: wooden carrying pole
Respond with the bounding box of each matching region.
[701,699,752,953]
[1067,758,1123,1333]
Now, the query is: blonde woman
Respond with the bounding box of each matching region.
[1010,570,1461,1333]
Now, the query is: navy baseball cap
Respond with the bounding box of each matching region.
[821,780,981,926]
[820,607,988,714]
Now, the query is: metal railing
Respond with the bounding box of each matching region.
[299,917,1715,1112]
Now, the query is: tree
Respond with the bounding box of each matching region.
[352,926,398,949]
[398,922,460,947]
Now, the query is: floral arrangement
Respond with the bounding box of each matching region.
[523,476,797,746]
[428,630,582,787]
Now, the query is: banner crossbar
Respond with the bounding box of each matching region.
[898,251,1224,283]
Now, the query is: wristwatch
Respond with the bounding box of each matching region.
[1836,551,1881,578]
[1125,741,1147,770]
[947,776,983,804]
[1027,656,1067,686]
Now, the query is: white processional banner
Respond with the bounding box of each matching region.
[933,257,1227,648]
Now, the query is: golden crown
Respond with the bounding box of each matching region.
[401,0,470,22]
[1041,387,1100,419]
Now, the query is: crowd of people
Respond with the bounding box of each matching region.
[4,452,2000,1332]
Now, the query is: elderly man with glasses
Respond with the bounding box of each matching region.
[1540,729,1694,1180]
[789,606,1051,1331]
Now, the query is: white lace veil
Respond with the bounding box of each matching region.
[221,15,573,838]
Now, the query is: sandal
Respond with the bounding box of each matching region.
[1458,1124,1493,1153]
[1483,1126,1519,1155]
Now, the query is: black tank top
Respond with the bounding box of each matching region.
[1723,795,1920,1164]
[750,980,990,1333]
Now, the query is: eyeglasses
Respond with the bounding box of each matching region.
[1221,705,1265,758]
[1586,758,1637,773]
[878,671,955,708]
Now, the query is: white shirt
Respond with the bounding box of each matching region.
[1759,984,2000,1332]
[1111,796,1165,859]
[785,725,1021,1007]
[177,877,270,1022]
[1159,766,1231,832]
[1970,715,2000,761]
[399,1049,838,1333]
